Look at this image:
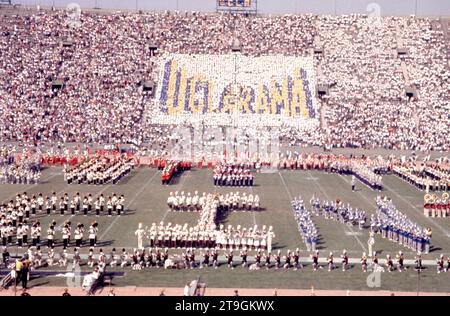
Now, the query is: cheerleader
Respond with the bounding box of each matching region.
[327,252,336,272]
[212,249,219,269]
[254,251,261,268]
[283,250,291,269]
[226,250,234,269]
[293,249,302,270]
[240,249,248,267]
[311,251,319,271]
[264,252,271,270]
[201,250,210,268]
[396,251,405,272]
[120,248,129,268]
[274,250,281,269]
[341,250,349,271]
[110,248,118,267]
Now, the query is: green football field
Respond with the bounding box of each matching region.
[2,166,450,292]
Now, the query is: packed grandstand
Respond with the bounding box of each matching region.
[0,8,448,152]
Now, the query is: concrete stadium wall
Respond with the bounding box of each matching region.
[9,0,450,16]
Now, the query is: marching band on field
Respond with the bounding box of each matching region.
[0,217,100,249]
[371,196,432,254]
[1,191,127,217]
[0,165,41,184]
[213,163,254,187]
[309,195,367,229]
[144,221,273,252]
[167,191,260,212]
[423,192,449,218]
[291,197,318,252]
[64,155,134,185]
[393,165,450,192]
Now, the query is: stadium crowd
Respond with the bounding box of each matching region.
[0,10,448,151]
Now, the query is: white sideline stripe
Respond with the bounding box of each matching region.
[100,170,160,240]
[306,171,368,253]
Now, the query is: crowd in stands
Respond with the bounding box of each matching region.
[0,10,447,151]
